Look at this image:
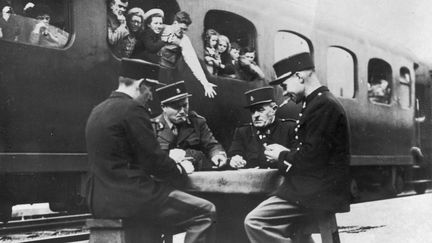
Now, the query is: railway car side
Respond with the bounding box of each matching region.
[0,0,431,220]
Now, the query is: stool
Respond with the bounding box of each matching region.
[296,212,340,243]
[86,218,168,243]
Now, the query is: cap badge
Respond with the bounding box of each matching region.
[176,88,181,94]
[250,96,254,101]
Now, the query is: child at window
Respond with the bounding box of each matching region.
[217,35,235,77]
[203,29,221,75]
[229,42,241,65]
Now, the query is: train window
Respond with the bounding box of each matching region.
[274,31,311,62]
[368,58,392,104]
[398,67,411,108]
[204,10,259,80]
[204,10,256,54]
[327,47,356,98]
[0,0,70,48]
[106,0,180,58]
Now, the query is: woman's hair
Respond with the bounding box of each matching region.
[203,29,219,48]
[218,35,231,54]
[144,13,164,28]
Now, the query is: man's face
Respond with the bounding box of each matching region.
[128,15,142,33]
[163,98,189,124]
[281,73,305,103]
[172,21,189,38]
[244,52,255,63]
[135,81,153,105]
[250,103,276,128]
[110,0,128,16]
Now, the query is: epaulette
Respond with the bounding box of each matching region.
[150,118,164,132]
[189,111,205,120]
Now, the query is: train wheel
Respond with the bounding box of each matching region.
[350,178,360,200]
[414,183,427,194]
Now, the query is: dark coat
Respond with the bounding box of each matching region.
[152,112,225,168]
[275,86,351,213]
[85,92,183,219]
[228,119,296,168]
[132,28,165,63]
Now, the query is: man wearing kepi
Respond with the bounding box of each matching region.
[153,81,227,170]
[228,86,296,169]
[85,58,216,243]
[244,52,351,243]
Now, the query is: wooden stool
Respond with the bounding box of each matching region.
[86,218,164,243]
[296,212,340,243]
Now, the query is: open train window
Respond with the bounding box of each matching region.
[0,0,71,48]
[204,10,256,54]
[398,67,411,108]
[368,58,392,104]
[109,0,181,58]
[274,31,311,62]
[203,10,258,80]
[326,46,356,98]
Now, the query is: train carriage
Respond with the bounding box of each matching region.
[0,0,431,220]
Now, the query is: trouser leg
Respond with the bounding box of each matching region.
[155,189,216,243]
[244,196,309,243]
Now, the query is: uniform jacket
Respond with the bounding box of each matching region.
[228,119,296,168]
[153,112,225,160]
[275,86,351,213]
[85,92,183,219]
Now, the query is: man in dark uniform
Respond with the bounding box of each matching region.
[244,52,351,243]
[85,58,216,243]
[228,86,296,169]
[153,81,227,170]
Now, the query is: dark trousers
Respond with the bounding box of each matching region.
[244,196,311,243]
[155,189,216,243]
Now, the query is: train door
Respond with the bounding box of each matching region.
[412,64,432,193]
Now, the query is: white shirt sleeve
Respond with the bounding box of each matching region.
[180,35,209,85]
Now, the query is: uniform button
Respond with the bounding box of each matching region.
[302,103,306,108]
[295,135,298,139]
[294,128,298,132]
[318,92,322,96]
[296,120,300,124]
[299,142,303,145]
[296,147,300,151]
[299,113,303,117]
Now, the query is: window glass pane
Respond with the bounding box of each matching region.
[327,47,355,98]
[398,67,411,108]
[368,58,392,104]
[0,0,70,48]
[274,31,310,62]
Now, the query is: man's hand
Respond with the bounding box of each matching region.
[229,155,246,169]
[178,160,195,174]
[264,144,290,162]
[202,82,217,98]
[211,153,227,168]
[169,148,186,163]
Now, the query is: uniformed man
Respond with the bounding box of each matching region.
[244,52,351,243]
[228,86,296,169]
[85,59,216,243]
[153,81,227,170]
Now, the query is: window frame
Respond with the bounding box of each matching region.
[326,45,357,99]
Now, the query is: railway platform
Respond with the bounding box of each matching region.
[174,192,432,243]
